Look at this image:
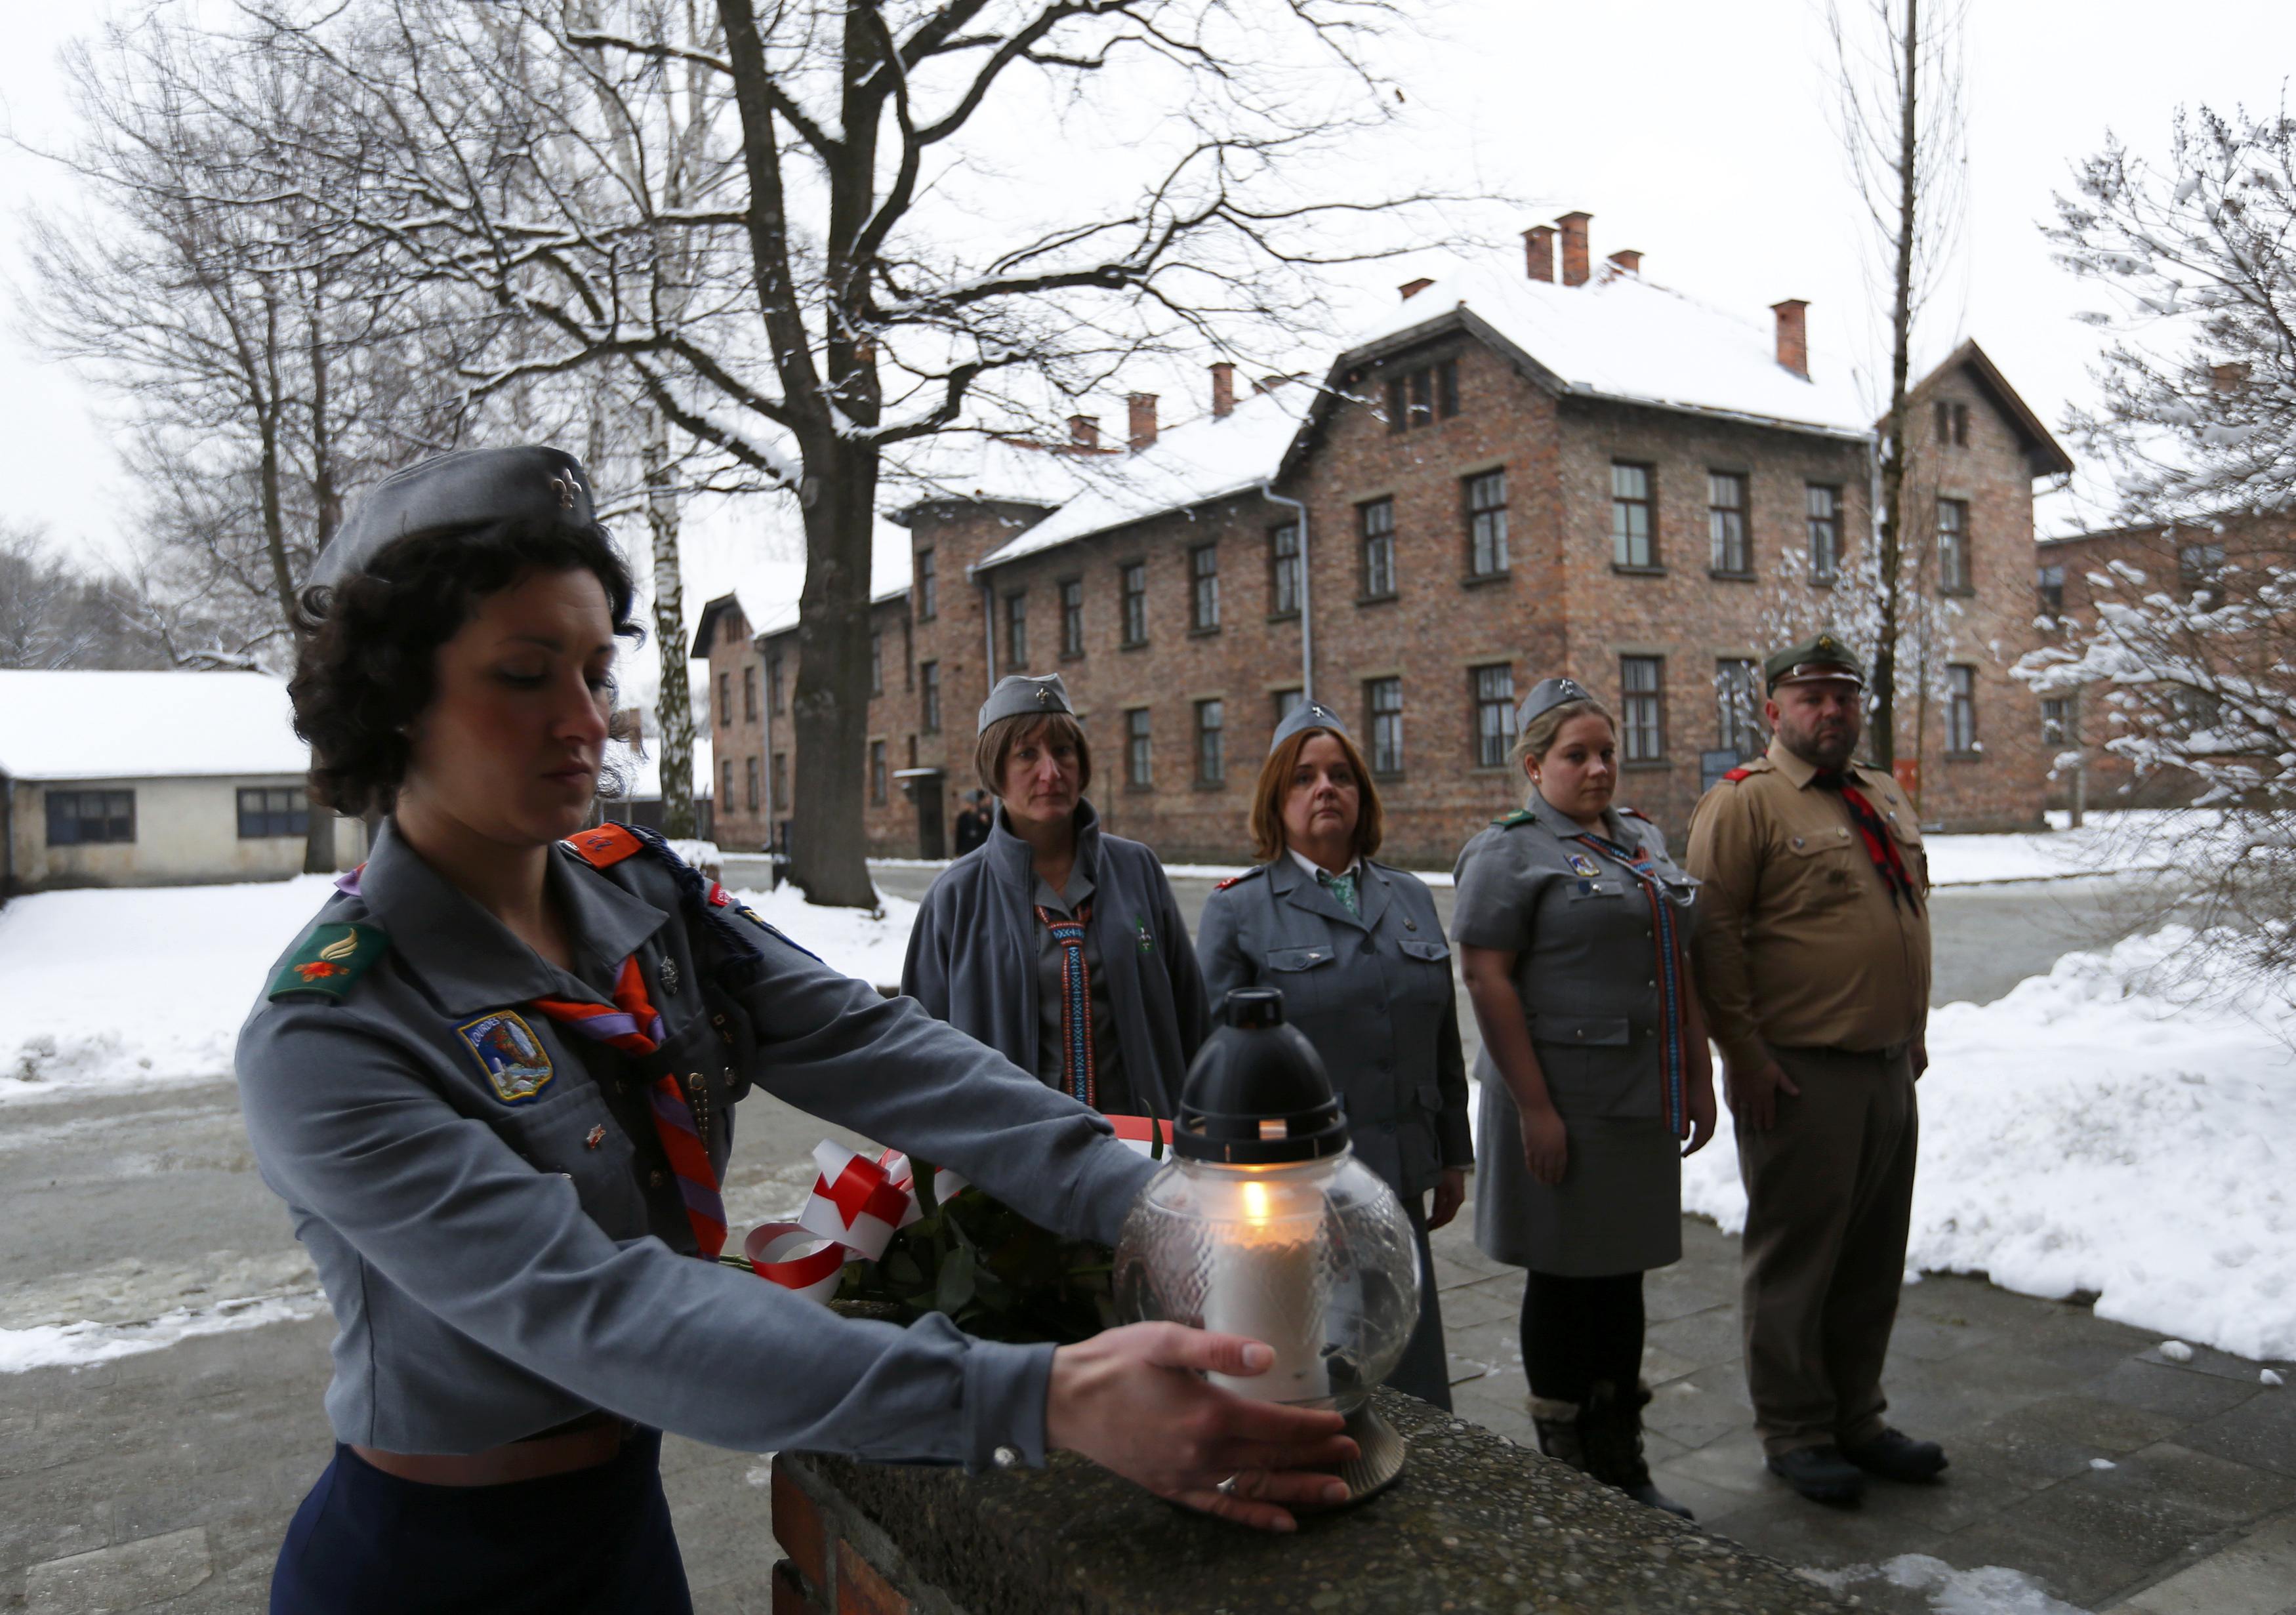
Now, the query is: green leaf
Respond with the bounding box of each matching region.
[936,1244,977,1313]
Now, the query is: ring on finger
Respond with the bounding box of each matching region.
[1214,1474,1240,1496]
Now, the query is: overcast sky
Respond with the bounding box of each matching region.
[3,0,2291,648]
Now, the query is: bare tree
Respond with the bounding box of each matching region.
[241,0,1454,905]
[0,524,164,671]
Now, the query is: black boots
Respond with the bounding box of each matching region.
[1530,1397,1587,1471]
[1580,1380,1694,1520]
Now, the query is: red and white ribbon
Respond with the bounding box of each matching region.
[1110,1114,1175,1158]
[743,1221,846,1305]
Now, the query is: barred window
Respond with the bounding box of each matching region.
[1807,484,1842,582]
[1060,579,1085,656]
[1126,707,1153,787]
[1004,591,1028,669]
[1190,544,1221,631]
[1708,471,1750,574]
[1361,499,1396,598]
[1467,471,1508,577]
[1715,659,1764,758]
[1612,462,1655,567]
[1620,656,1664,762]
[1269,524,1301,617]
[916,546,937,619]
[1365,677,1403,776]
[1473,664,1515,767]
[1195,699,1225,785]
[920,660,941,733]
[1120,562,1148,646]
[235,786,306,840]
[1946,664,1978,752]
[1937,499,1971,593]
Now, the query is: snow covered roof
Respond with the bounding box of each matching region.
[748,521,916,642]
[974,387,1311,570]
[0,670,307,783]
[882,430,1091,515]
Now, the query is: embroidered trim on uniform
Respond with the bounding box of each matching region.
[455,1010,556,1105]
[1035,901,1097,1108]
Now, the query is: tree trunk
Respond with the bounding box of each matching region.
[1870,0,1920,771]
[787,436,879,907]
[642,408,697,840]
[302,276,340,874]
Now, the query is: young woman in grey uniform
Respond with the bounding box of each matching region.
[902,673,1210,1118]
[240,449,1356,1614]
[1452,677,1718,1519]
[1194,701,1473,1408]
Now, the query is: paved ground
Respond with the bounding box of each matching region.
[4,868,2287,1614]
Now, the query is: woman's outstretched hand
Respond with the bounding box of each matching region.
[1046,1323,1357,1532]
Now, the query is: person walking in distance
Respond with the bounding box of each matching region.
[1685,634,1944,1504]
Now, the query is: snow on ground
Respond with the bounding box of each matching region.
[0,1296,325,1374]
[1807,1555,2087,1614]
[0,1249,326,1375]
[731,882,920,989]
[1683,925,2296,1362]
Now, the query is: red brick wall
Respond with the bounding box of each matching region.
[701,602,767,851]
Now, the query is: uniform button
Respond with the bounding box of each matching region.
[649,1170,667,1189]
[992,1445,1022,1469]
[1404,920,1418,931]
[1360,938,1376,955]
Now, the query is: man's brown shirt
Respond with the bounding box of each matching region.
[1685,737,1932,1072]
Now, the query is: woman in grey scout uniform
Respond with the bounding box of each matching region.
[902,672,1210,1118]
[239,449,1357,1614]
[1453,677,1718,1520]
[1195,701,1473,1409]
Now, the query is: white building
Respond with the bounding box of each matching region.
[0,670,358,894]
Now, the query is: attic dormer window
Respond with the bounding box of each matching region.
[1385,358,1460,432]
[1933,398,1969,447]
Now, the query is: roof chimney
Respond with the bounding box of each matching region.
[1523,226,1555,283]
[1399,276,1434,301]
[1209,361,1236,419]
[1771,299,1809,378]
[1558,211,1592,287]
[1067,414,1100,449]
[1605,249,1642,278]
[1126,392,1158,452]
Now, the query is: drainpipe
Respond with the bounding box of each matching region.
[758,643,774,877]
[1260,483,1313,702]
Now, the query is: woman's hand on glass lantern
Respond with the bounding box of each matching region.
[1045,1322,1356,1531]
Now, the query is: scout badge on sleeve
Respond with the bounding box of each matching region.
[267,923,388,1002]
[455,1010,556,1105]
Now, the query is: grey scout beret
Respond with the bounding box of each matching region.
[1515,676,1595,733]
[308,445,597,590]
[1268,697,1349,755]
[977,673,1073,733]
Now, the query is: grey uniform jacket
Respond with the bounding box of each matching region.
[901,802,1211,1119]
[1450,795,1699,1118]
[235,819,1155,1465]
[1195,859,1472,1198]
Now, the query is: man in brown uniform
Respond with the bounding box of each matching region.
[1686,633,1946,1503]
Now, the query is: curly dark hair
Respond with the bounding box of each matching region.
[290,515,643,815]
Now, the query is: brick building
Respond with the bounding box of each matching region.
[705,215,2070,863]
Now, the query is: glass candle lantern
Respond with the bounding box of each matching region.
[1115,987,1422,1500]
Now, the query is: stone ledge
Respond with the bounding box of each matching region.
[776,1390,1846,1614]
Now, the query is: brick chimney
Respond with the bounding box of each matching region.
[1558,211,1592,287]
[1399,276,1434,300]
[1126,393,1158,452]
[1068,414,1100,449]
[1209,361,1236,419]
[1771,298,1809,378]
[1605,249,1641,278]
[1523,226,1555,283]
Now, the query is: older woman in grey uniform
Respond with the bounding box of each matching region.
[1195,701,1471,1409]
[903,673,1210,1118]
[1454,677,1717,1519]
[240,451,1355,1614]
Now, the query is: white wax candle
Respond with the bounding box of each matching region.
[1201,1179,1331,1403]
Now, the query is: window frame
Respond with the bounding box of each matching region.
[745,755,761,813]
[919,659,941,735]
[1611,461,1657,569]
[1119,561,1149,647]
[718,672,733,727]
[869,629,884,697]
[1268,523,1302,619]
[1194,699,1226,787]
[1059,577,1086,658]
[1714,659,1764,760]
[1359,498,1397,601]
[1806,483,1843,584]
[2036,563,2066,618]
[45,788,136,848]
[1466,470,1509,579]
[1620,655,1666,764]
[1946,664,1979,755]
[1004,590,1029,670]
[768,651,785,715]
[1364,676,1404,778]
[869,739,888,806]
[1471,664,1515,768]
[2040,698,2069,748]
[234,785,308,840]
[1189,542,1221,633]
[1936,497,1973,594]
[916,546,938,620]
[1124,706,1153,790]
[1707,469,1752,577]
[772,752,789,812]
[743,664,758,722]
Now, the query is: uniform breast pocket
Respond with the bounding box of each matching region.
[1786,832,1861,903]
[487,1083,649,1238]
[1262,945,1337,1013]
[1566,878,1627,901]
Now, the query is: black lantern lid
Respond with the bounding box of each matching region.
[1172,989,1349,1165]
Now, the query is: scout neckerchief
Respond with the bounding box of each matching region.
[1033,900,1097,1107]
[529,955,728,1259]
[1812,771,1921,912]
[1565,827,1689,1137]
[1316,867,1359,917]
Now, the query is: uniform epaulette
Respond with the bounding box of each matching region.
[1720,767,1758,783]
[1492,808,1536,828]
[564,823,647,868]
[268,922,389,1003]
[1212,866,1267,892]
[1618,806,1650,821]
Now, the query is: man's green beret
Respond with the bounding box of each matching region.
[1763,632,1866,693]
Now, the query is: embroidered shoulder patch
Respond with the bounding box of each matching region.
[1492,808,1536,828]
[455,1010,556,1105]
[1721,767,1753,783]
[563,824,646,869]
[1618,806,1650,821]
[268,924,389,1003]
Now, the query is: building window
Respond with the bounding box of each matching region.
[1620,656,1664,762]
[1934,398,1970,446]
[1384,358,1460,432]
[1190,544,1221,631]
[1611,462,1655,568]
[870,630,884,697]
[1274,688,1303,726]
[745,756,761,812]
[1946,664,1978,753]
[1195,699,1225,785]
[743,664,758,722]
[916,546,937,619]
[1360,499,1396,598]
[1708,470,1750,575]
[1466,470,1508,577]
[1004,591,1029,669]
[2041,698,2070,746]
[720,759,734,805]
[2037,563,2065,617]
[919,661,941,734]
[770,652,787,714]
[1715,659,1764,759]
[1473,664,1515,767]
[772,752,789,811]
[1060,579,1084,657]
[1120,562,1148,646]
[1365,677,1403,776]
[2179,542,2226,602]
[1126,707,1153,788]
[235,786,307,840]
[1807,484,1841,582]
[869,739,888,805]
[46,788,134,846]
[1937,498,1972,593]
[1269,523,1302,617]
[718,672,732,727]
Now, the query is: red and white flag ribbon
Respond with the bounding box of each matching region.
[743,1221,846,1305]
[1109,1114,1174,1158]
[795,1141,914,1261]
[875,1149,968,1220]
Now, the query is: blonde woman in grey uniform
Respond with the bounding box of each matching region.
[1195,701,1472,1409]
[1452,677,1717,1519]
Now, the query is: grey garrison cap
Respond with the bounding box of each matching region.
[308,446,597,591]
[977,672,1074,733]
[1268,697,1350,755]
[1515,676,1597,733]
